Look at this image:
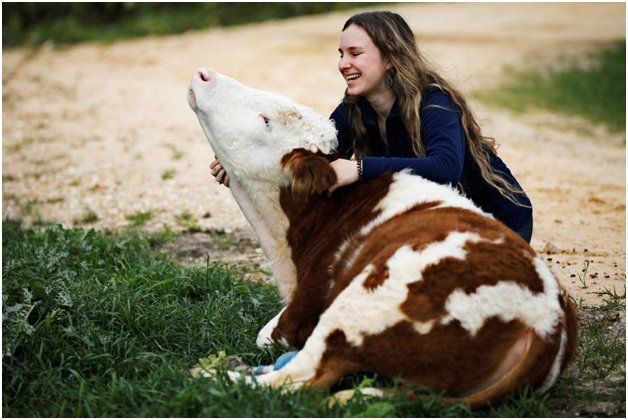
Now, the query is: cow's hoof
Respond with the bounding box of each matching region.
[327,387,385,407]
[189,366,215,378]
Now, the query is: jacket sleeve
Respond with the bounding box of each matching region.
[329,103,354,158]
[362,91,465,185]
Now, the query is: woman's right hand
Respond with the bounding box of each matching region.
[328,158,359,194]
[210,156,230,187]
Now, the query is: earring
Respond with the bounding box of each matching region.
[385,69,395,88]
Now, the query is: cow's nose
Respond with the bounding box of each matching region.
[196,69,212,83]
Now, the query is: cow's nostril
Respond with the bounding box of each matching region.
[198,70,211,82]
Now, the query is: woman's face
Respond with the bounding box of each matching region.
[338,24,391,99]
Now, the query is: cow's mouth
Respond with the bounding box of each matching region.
[187,86,197,110]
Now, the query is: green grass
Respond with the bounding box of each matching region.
[125,210,153,227]
[2,220,625,417]
[475,41,626,133]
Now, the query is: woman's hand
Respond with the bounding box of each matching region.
[329,158,359,194]
[210,156,230,187]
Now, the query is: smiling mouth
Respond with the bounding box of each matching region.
[346,73,361,82]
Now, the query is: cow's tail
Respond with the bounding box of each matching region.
[455,295,577,409]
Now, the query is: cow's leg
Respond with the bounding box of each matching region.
[256,306,287,348]
[255,306,365,391]
[254,346,357,391]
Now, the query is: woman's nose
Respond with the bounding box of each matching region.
[339,56,351,70]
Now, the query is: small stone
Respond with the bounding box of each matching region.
[542,242,562,254]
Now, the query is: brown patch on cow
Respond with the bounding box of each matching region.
[356,318,530,395]
[275,171,393,348]
[362,265,389,291]
[400,291,436,322]
[309,329,363,388]
[356,315,564,406]
[560,290,579,372]
[281,148,337,204]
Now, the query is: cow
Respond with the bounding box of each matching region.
[187,67,577,408]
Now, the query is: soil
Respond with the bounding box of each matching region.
[2,2,626,307]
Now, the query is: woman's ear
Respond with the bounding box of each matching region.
[281,148,337,201]
[384,57,393,71]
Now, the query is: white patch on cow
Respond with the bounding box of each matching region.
[445,282,560,337]
[533,254,560,301]
[256,306,287,348]
[443,252,564,338]
[360,171,491,238]
[321,231,483,347]
[540,329,568,392]
[229,180,297,300]
[413,320,435,335]
[332,237,367,281]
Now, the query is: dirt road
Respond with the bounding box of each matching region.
[2,2,625,305]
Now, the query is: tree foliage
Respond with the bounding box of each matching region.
[2,2,376,47]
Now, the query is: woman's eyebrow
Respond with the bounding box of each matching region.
[338,46,364,53]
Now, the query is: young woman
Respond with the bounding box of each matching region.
[211,10,533,242]
[329,11,533,242]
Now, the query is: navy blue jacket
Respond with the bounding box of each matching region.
[329,87,533,236]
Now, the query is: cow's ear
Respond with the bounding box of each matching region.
[281,148,337,200]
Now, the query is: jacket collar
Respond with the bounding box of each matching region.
[359,97,401,126]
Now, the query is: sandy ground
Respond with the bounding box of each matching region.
[2,3,626,305]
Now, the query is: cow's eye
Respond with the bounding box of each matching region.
[260,114,271,129]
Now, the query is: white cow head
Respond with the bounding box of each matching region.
[187,68,338,187]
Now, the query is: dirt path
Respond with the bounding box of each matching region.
[3,3,625,305]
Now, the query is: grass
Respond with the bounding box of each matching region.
[175,210,201,232]
[2,220,625,417]
[474,41,626,133]
[125,210,153,228]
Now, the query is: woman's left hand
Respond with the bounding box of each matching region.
[329,158,359,194]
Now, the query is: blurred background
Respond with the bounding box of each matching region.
[2,2,375,46]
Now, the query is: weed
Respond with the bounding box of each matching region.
[78,210,99,224]
[126,210,153,227]
[211,231,237,251]
[161,169,176,180]
[145,224,180,247]
[45,197,65,204]
[594,285,626,311]
[578,323,623,379]
[5,137,36,153]
[164,143,184,160]
[577,259,591,289]
[19,198,42,224]
[176,211,201,232]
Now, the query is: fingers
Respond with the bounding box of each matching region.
[209,158,230,187]
[327,159,359,195]
[216,169,226,183]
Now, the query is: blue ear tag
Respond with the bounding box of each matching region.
[274,351,299,371]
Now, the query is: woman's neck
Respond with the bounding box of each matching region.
[366,89,396,121]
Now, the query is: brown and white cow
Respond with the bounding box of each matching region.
[187,68,577,408]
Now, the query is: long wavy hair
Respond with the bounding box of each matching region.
[342,11,527,206]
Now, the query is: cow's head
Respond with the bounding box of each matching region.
[187,68,338,187]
